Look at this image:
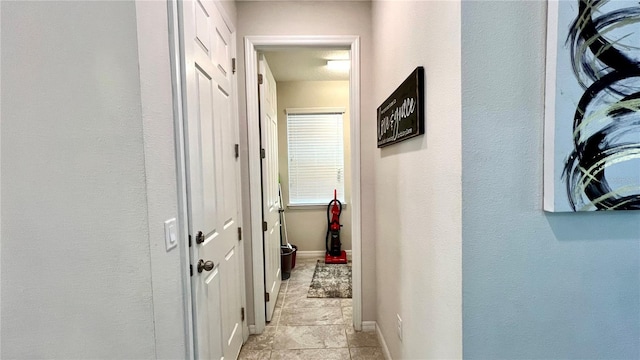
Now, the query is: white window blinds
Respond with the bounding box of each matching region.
[286,110,345,205]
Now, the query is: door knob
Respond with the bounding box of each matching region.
[197,259,214,273]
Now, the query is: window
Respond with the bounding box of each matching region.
[286,108,345,206]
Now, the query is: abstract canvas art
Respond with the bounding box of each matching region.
[544,0,640,212]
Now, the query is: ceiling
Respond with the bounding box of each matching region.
[263,48,350,82]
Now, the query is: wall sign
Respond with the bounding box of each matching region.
[377,67,425,148]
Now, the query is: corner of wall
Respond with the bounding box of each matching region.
[372,1,462,359]
[135,1,188,358]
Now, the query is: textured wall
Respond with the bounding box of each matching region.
[276,80,352,252]
[461,1,640,358]
[1,1,156,357]
[372,1,463,359]
[135,1,190,358]
[236,0,375,324]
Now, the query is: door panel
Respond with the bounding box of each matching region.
[182,1,242,359]
[196,69,219,234]
[259,55,281,322]
[194,0,210,53]
[204,268,223,360]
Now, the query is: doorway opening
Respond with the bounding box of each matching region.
[244,36,362,335]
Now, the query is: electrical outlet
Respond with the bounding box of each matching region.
[397,314,403,341]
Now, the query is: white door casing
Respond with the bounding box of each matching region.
[258,55,281,322]
[244,36,362,334]
[182,1,243,359]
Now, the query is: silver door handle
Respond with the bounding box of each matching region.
[197,259,214,273]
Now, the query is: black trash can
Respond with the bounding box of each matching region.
[281,246,295,280]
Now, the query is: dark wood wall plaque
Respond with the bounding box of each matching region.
[377,67,425,148]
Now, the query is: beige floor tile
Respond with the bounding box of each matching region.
[237,348,271,360]
[346,328,380,348]
[292,261,320,274]
[276,288,286,308]
[293,262,318,271]
[350,347,385,360]
[285,283,309,296]
[242,326,276,350]
[267,307,282,327]
[290,275,313,290]
[289,264,312,272]
[240,257,355,355]
[293,275,314,282]
[296,257,322,264]
[270,348,351,360]
[341,298,352,308]
[298,258,318,265]
[284,288,341,308]
[342,306,353,324]
[284,285,323,298]
[286,297,342,309]
[272,325,348,349]
[288,270,315,283]
[280,306,344,326]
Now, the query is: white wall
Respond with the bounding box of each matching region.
[135,1,190,358]
[372,1,462,359]
[276,80,352,252]
[461,2,640,358]
[236,0,375,325]
[1,1,193,358]
[1,1,156,357]
[219,0,237,27]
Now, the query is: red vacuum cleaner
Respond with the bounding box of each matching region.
[325,189,348,264]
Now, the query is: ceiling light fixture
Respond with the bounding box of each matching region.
[326,60,350,71]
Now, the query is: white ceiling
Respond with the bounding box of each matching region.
[263,48,350,82]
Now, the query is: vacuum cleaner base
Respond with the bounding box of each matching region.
[325,250,348,264]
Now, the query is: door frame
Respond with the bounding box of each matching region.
[168,0,248,358]
[167,1,194,358]
[244,35,362,334]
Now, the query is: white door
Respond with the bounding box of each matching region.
[259,55,281,322]
[182,1,243,359]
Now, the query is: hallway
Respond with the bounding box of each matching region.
[4,1,640,358]
[238,258,383,360]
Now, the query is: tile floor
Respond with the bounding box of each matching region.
[238,257,384,360]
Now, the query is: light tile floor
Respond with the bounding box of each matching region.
[238,257,383,360]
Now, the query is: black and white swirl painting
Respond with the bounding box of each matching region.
[544,0,640,212]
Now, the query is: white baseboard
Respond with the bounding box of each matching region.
[361,321,376,332]
[376,322,392,360]
[248,325,257,335]
[296,250,353,259]
[295,250,324,259]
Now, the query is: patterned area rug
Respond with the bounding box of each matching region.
[307,261,352,298]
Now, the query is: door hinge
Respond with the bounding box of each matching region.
[190,264,193,277]
[241,307,245,322]
[238,227,242,241]
[234,144,239,159]
[232,58,236,74]
[188,234,192,247]
[265,292,270,302]
[260,148,266,159]
[258,74,264,85]
[262,221,268,232]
